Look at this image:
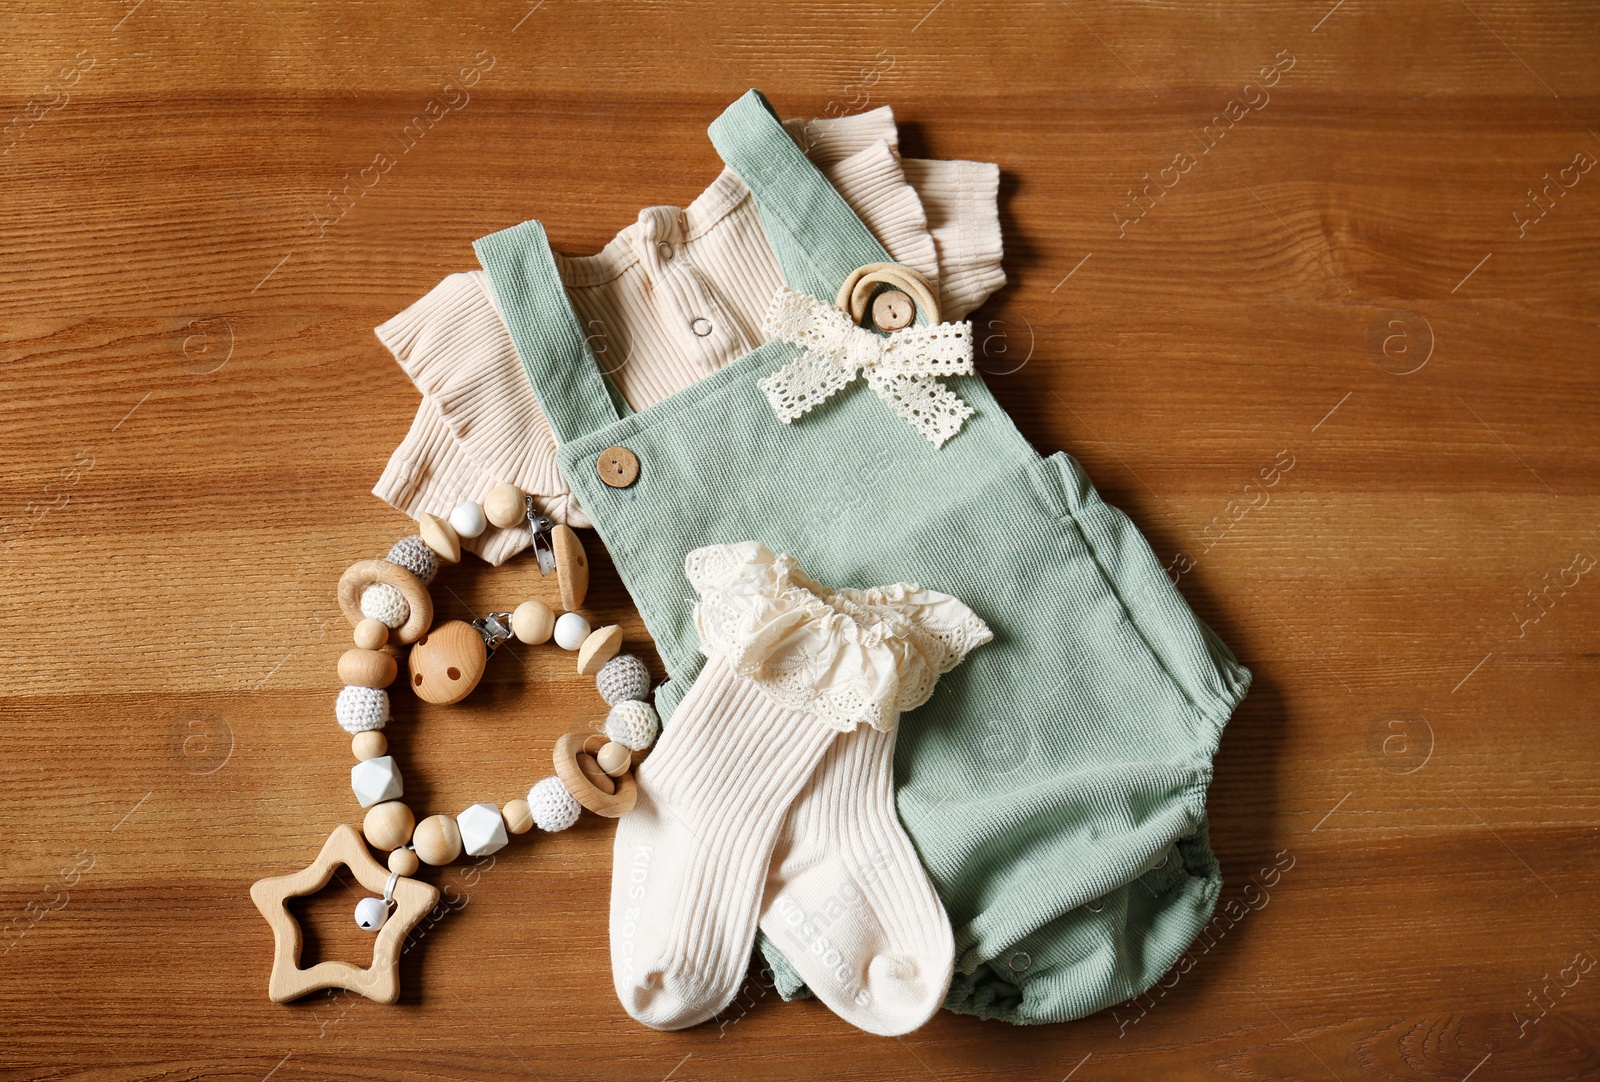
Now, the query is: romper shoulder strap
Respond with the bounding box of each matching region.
[473,220,626,446]
[709,91,895,302]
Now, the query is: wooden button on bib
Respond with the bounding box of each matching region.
[596,446,639,488]
[871,289,916,331]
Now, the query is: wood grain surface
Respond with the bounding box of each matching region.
[2,2,1597,1079]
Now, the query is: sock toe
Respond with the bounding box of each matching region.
[620,962,735,1031]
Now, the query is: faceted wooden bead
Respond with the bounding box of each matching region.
[511,600,554,645]
[417,512,461,564]
[363,800,415,851]
[353,618,389,650]
[553,524,588,610]
[387,847,420,877]
[484,483,524,529]
[408,620,488,705]
[576,752,616,795]
[339,648,397,689]
[596,740,632,777]
[576,624,623,676]
[413,814,462,865]
[351,730,387,761]
[502,798,534,835]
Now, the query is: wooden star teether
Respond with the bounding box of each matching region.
[250,824,440,1004]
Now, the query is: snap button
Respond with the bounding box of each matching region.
[657,241,674,261]
[596,446,639,488]
[690,317,713,337]
[870,289,915,331]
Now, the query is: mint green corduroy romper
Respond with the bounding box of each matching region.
[474,91,1251,1025]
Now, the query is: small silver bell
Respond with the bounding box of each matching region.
[354,871,400,932]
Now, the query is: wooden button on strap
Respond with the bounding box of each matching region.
[596,446,639,488]
[871,289,916,331]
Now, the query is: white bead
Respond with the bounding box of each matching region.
[605,700,660,751]
[360,581,410,629]
[355,896,389,931]
[527,776,581,832]
[449,499,487,539]
[351,755,403,808]
[335,685,389,733]
[553,612,590,651]
[456,802,509,857]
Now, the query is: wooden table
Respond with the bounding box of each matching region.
[2,2,1596,1078]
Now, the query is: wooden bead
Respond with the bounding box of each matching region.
[511,600,554,645]
[417,512,461,564]
[553,524,589,610]
[352,730,387,761]
[596,740,631,777]
[576,624,623,676]
[387,847,419,877]
[408,620,488,705]
[484,483,525,529]
[502,798,534,835]
[413,814,462,865]
[576,752,616,795]
[353,618,389,650]
[339,648,397,689]
[363,801,415,851]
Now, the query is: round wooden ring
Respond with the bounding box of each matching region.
[338,559,433,645]
[554,732,636,818]
[835,261,942,327]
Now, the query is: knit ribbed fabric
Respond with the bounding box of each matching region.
[370,107,1005,564]
[611,655,838,1030]
[758,723,954,1035]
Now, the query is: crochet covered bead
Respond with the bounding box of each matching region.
[605,700,660,751]
[360,581,410,628]
[527,776,581,832]
[595,653,651,705]
[336,685,389,733]
[385,535,439,586]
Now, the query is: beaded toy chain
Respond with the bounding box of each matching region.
[250,482,660,1005]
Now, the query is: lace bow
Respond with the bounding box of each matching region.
[757,287,975,447]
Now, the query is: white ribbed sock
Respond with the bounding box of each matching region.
[610,655,836,1030]
[759,723,953,1035]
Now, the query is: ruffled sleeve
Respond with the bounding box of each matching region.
[686,542,992,733]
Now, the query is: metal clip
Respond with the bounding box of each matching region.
[526,496,556,576]
[471,612,516,653]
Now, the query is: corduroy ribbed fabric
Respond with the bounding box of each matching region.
[610,655,838,1030]
[370,106,1004,563]
[477,90,1251,1025]
[760,723,954,1035]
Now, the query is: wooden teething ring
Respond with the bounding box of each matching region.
[338,558,433,645]
[554,732,638,818]
[835,262,942,328]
